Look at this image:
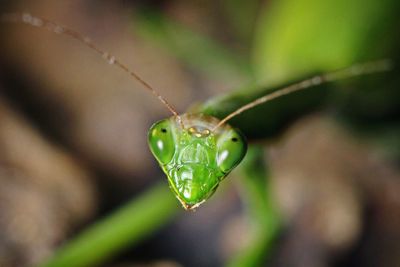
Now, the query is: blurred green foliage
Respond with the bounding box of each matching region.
[41,183,178,267]
[134,8,254,82]
[253,0,398,84]
[227,147,281,267]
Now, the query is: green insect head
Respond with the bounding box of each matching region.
[148,114,247,210]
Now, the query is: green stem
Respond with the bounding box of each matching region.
[39,182,179,267]
[227,147,282,267]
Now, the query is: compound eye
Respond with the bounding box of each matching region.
[216,129,247,174]
[148,119,175,165]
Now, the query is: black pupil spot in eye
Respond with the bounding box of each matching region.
[161,128,167,133]
[231,137,238,142]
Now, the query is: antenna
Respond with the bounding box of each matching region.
[1,12,184,127]
[212,59,393,131]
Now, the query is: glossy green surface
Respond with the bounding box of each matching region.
[148,114,247,209]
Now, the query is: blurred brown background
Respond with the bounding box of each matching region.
[0,1,399,267]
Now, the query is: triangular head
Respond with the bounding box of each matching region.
[148,114,247,210]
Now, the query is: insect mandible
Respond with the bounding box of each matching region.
[1,12,391,210]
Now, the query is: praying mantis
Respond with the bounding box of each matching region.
[1,12,392,212]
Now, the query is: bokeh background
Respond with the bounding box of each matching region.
[0,1,399,267]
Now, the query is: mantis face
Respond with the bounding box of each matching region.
[148,114,247,210]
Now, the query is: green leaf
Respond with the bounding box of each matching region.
[253,0,397,84]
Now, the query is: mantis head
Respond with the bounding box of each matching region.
[148,114,247,210]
